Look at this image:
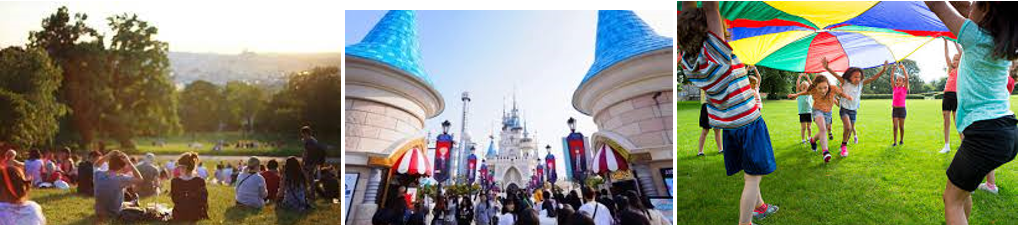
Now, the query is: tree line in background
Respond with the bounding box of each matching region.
[0,6,340,150]
[678,59,978,100]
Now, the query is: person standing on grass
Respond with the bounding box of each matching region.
[301,126,326,200]
[940,39,964,153]
[0,164,45,225]
[92,150,145,221]
[235,157,268,208]
[170,152,208,222]
[925,1,1017,224]
[821,58,891,156]
[889,63,910,146]
[278,156,312,211]
[261,159,282,202]
[696,90,723,156]
[681,2,780,224]
[794,73,814,145]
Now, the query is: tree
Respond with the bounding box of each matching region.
[753,66,797,99]
[99,13,180,148]
[0,47,67,147]
[223,81,268,133]
[178,80,225,132]
[29,7,179,149]
[28,6,106,147]
[259,67,341,134]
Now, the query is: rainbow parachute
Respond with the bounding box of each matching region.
[682,1,955,72]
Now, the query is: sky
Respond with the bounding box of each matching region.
[345,10,675,171]
[0,1,344,54]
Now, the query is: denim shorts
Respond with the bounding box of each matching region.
[812,110,832,125]
[722,118,777,176]
[839,108,857,122]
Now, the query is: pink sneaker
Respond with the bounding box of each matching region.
[840,146,848,157]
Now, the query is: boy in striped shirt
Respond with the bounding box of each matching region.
[679,2,778,225]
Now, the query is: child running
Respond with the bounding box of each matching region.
[926,2,1017,224]
[788,74,853,163]
[680,2,778,224]
[795,73,813,144]
[821,58,890,156]
[890,63,909,146]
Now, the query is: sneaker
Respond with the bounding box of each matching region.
[828,133,834,140]
[892,142,897,147]
[822,151,832,163]
[810,139,818,152]
[697,152,705,156]
[854,135,858,144]
[939,145,951,154]
[978,183,999,194]
[899,141,903,146]
[718,148,724,154]
[752,203,779,220]
[840,146,848,157]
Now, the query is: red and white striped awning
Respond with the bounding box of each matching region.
[591,144,628,174]
[393,147,432,176]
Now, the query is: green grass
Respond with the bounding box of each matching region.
[676,97,1018,224]
[32,165,340,224]
[106,132,339,157]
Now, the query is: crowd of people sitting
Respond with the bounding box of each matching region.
[0,126,337,224]
[375,186,670,225]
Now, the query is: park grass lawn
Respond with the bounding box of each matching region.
[32,178,340,224]
[104,132,339,157]
[676,96,1018,224]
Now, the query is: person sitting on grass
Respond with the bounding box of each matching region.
[277,156,312,211]
[261,159,281,202]
[77,150,101,196]
[170,152,208,222]
[23,149,43,187]
[315,166,339,203]
[235,157,268,208]
[681,2,779,224]
[92,150,145,221]
[0,164,45,225]
[2,149,24,168]
[135,153,161,198]
[925,1,1017,224]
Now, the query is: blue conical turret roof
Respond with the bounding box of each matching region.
[346,10,431,84]
[581,10,672,85]
[485,138,498,158]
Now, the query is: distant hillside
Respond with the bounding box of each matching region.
[168,51,341,87]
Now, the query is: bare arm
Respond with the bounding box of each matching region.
[949,1,971,18]
[943,39,955,69]
[821,57,844,83]
[788,89,809,99]
[703,2,724,39]
[681,1,698,11]
[864,61,890,85]
[925,1,966,37]
[796,73,805,88]
[900,64,910,90]
[750,66,762,89]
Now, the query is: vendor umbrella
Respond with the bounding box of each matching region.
[688,1,955,72]
[393,147,432,176]
[591,144,628,174]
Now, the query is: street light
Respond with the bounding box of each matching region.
[442,120,451,134]
[567,117,576,132]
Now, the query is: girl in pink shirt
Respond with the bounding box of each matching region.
[890,63,909,146]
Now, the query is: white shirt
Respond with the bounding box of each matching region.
[496,212,515,225]
[23,159,43,185]
[578,201,613,225]
[839,81,863,110]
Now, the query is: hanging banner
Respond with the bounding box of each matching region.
[467,153,477,184]
[434,133,453,182]
[545,153,557,184]
[565,132,588,181]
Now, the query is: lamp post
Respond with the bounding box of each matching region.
[436,120,453,190]
[565,117,587,186]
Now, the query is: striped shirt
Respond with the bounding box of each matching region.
[679,31,760,129]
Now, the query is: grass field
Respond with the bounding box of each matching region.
[676,97,1018,224]
[104,132,340,157]
[31,161,341,224]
